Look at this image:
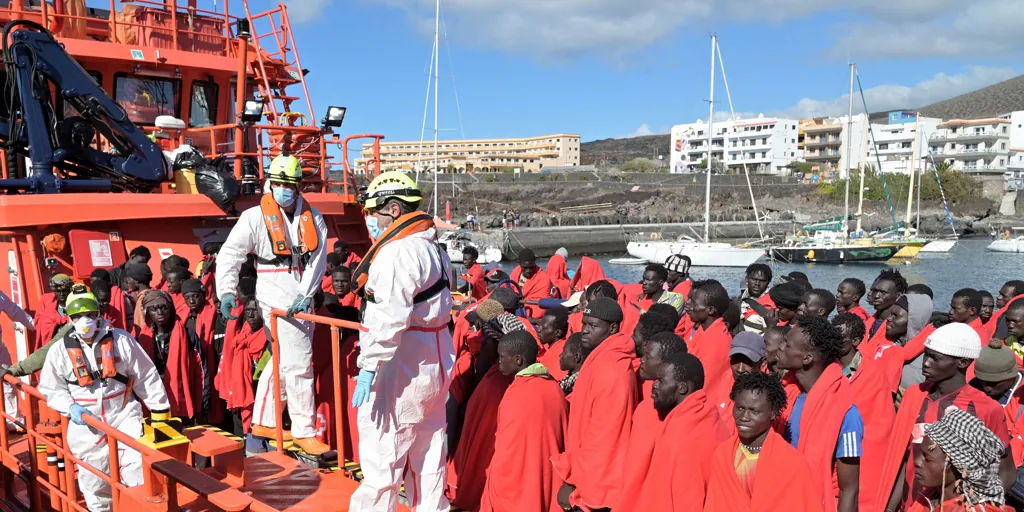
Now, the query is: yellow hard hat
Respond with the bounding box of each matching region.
[267,155,303,185]
[360,171,422,210]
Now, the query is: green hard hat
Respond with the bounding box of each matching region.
[65,284,101,317]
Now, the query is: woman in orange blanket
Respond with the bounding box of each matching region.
[909,409,1014,512]
[509,249,552,318]
[480,330,568,512]
[704,372,823,512]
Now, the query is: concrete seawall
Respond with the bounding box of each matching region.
[487,220,790,259]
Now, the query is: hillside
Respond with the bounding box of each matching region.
[584,74,1024,166]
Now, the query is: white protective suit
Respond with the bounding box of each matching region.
[37,319,169,512]
[0,289,33,429]
[215,194,327,439]
[349,228,456,512]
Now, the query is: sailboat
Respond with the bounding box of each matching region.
[770,63,909,264]
[626,35,765,268]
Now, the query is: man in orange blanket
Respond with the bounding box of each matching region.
[874,323,1015,512]
[835,278,870,324]
[738,264,774,332]
[481,331,568,512]
[797,289,836,318]
[949,287,986,338]
[33,273,73,351]
[320,252,343,293]
[334,240,362,268]
[984,280,1024,342]
[165,266,191,321]
[546,248,572,300]
[553,297,638,511]
[687,282,734,407]
[664,254,692,297]
[969,339,1024,467]
[510,249,552,318]
[620,333,689,512]
[537,308,570,380]
[447,324,515,510]
[462,246,488,301]
[634,264,686,315]
[831,312,895,511]
[626,352,728,511]
[776,315,862,512]
[329,266,361,308]
[704,372,824,512]
[863,268,907,356]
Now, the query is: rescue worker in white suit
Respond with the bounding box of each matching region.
[215,154,330,455]
[349,171,456,511]
[38,285,169,512]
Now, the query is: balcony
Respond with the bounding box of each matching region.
[929,130,1006,142]
[805,152,842,161]
[802,124,842,133]
[930,147,1006,158]
[960,163,1007,174]
[804,137,842,147]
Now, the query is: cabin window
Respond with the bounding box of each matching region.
[114,74,181,125]
[189,81,219,128]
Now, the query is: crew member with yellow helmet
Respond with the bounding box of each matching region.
[215,154,329,455]
[38,285,170,512]
[349,171,456,511]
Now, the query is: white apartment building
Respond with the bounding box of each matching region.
[865,114,941,175]
[800,114,869,177]
[669,114,801,175]
[927,118,1011,175]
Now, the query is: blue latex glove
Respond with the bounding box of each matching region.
[70,403,94,426]
[351,370,375,408]
[220,293,239,320]
[286,295,311,318]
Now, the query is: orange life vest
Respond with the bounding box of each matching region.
[260,194,319,258]
[64,330,118,387]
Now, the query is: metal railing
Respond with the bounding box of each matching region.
[0,375,254,511]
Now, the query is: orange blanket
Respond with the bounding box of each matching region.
[848,354,896,511]
[546,255,571,300]
[689,318,733,408]
[793,363,854,512]
[551,332,639,510]
[480,373,568,512]
[466,263,488,301]
[861,318,888,356]
[704,430,824,512]
[983,293,1024,341]
[512,267,553,318]
[448,366,514,510]
[539,338,568,381]
[617,400,664,512]
[670,278,692,297]
[627,390,728,512]
[570,257,607,293]
[1006,389,1024,466]
[869,384,928,512]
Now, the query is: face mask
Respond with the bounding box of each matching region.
[74,316,98,339]
[365,215,382,240]
[272,187,296,208]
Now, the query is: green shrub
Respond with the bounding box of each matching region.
[821,164,979,203]
[579,175,589,181]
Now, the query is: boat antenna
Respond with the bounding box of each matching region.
[715,38,764,242]
[703,34,716,244]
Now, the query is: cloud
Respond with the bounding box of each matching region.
[282,0,334,23]
[766,66,1017,119]
[367,0,1023,61]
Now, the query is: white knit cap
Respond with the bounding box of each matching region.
[924,322,982,359]
[555,247,569,260]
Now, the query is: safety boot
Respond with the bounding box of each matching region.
[293,437,330,455]
[252,425,292,441]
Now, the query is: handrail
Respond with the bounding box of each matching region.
[0,374,254,511]
[267,309,361,455]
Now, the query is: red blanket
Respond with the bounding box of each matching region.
[480,373,568,512]
[670,279,692,298]
[689,318,733,408]
[320,274,333,293]
[848,354,896,511]
[310,311,360,459]
[32,293,66,352]
[870,384,927,512]
[448,366,514,510]
[546,255,571,300]
[793,364,853,512]
[617,400,664,512]
[1006,389,1024,466]
[214,310,265,412]
[627,390,728,512]
[847,304,871,324]
[511,268,553,318]
[983,293,1024,341]
[539,338,568,381]
[704,430,824,512]
[551,332,639,510]
[102,286,130,331]
[861,318,888,357]
[570,257,607,293]
[137,317,202,418]
[466,263,487,301]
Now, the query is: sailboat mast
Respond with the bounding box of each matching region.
[432,0,440,217]
[854,65,866,234]
[843,63,854,236]
[704,34,716,243]
[904,114,919,237]
[916,115,923,234]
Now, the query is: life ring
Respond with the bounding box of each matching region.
[650,233,659,240]
[807,249,816,259]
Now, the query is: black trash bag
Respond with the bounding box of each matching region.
[195,158,240,211]
[172,146,206,171]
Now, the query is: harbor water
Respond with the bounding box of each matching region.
[483,240,1023,311]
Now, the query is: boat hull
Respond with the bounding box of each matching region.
[920,240,957,253]
[987,240,1024,253]
[770,244,904,264]
[627,241,764,268]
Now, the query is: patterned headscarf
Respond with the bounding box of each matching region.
[494,312,526,335]
[924,407,1005,506]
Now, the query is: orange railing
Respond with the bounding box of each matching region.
[266,308,358,453]
[0,375,254,511]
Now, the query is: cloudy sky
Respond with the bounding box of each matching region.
[270,0,1022,141]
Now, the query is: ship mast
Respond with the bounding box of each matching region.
[843,63,854,237]
[704,34,716,243]
[432,0,440,216]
